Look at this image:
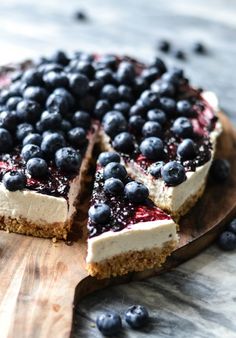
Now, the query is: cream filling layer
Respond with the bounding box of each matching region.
[86,219,177,263]
[0,124,98,225]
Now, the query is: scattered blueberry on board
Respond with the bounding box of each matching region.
[74,10,88,22]
[210,159,230,182]
[125,305,149,329]
[96,312,122,336]
[218,218,236,251]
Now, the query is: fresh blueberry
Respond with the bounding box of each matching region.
[6,96,22,111]
[93,99,111,120]
[26,157,49,178]
[0,110,18,131]
[3,170,27,191]
[218,231,236,251]
[38,62,64,75]
[103,111,127,138]
[158,39,170,53]
[51,50,70,66]
[177,139,196,160]
[125,181,149,203]
[46,93,69,116]
[97,54,117,70]
[95,69,115,84]
[141,67,160,84]
[22,69,43,86]
[73,111,91,129]
[228,219,236,234]
[16,123,34,141]
[103,162,127,181]
[142,121,162,138]
[43,71,69,89]
[172,117,194,138]
[176,100,193,116]
[129,104,146,117]
[140,137,164,161]
[96,312,122,336]
[67,127,87,148]
[69,73,89,97]
[152,57,167,74]
[0,89,12,104]
[113,101,131,115]
[152,80,176,98]
[133,77,149,95]
[193,42,206,54]
[174,49,186,60]
[89,79,104,96]
[161,161,186,186]
[75,61,95,79]
[116,61,135,85]
[23,86,48,104]
[104,177,124,195]
[210,159,230,182]
[147,109,167,125]
[78,94,96,113]
[100,84,119,104]
[89,203,111,224]
[55,147,81,172]
[41,133,66,157]
[16,99,42,123]
[112,132,134,153]
[53,88,75,110]
[40,111,62,130]
[162,68,185,85]
[98,152,120,167]
[118,85,133,102]
[0,128,13,152]
[129,115,145,134]
[61,119,72,132]
[74,10,88,21]
[125,305,149,329]
[23,133,42,146]
[21,144,43,162]
[149,161,165,178]
[160,97,176,114]
[139,90,159,110]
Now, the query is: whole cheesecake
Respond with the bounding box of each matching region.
[0,51,221,277]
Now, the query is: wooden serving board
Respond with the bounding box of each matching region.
[0,112,235,338]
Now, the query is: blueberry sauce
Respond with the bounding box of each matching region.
[87,169,170,238]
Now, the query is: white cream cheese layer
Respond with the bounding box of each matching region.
[0,124,98,225]
[87,219,177,263]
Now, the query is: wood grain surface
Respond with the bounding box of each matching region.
[0,112,235,338]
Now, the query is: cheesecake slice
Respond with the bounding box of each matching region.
[86,156,178,279]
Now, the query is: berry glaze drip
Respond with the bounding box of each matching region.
[88,169,170,238]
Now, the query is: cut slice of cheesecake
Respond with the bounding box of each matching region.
[86,157,178,279]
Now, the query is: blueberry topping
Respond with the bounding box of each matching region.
[96,312,122,336]
[172,117,194,138]
[161,161,186,186]
[21,144,43,162]
[103,162,127,181]
[26,158,49,178]
[228,219,236,234]
[104,178,124,195]
[140,137,164,161]
[23,86,48,104]
[112,132,134,153]
[177,100,193,116]
[147,109,167,125]
[73,111,91,129]
[125,305,149,329]
[22,133,42,146]
[55,147,81,172]
[40,111,62,130]
[0,110,18,131]
[51,50,69,66]
[177,139,196,160]
[142,121,162,138]
[53,88,75,109]
[16,99,41,123]
[152,81,175,97]
[46,93,69,116]
[210,159,230,182]
[125,181,149,203]
[94,99,111,120]
[129,115,145,134]
[89,203,111,224]
[218,231,236,251]
[22,69,43,86]
[0,128,13,152]
[43,71,69,89]
[118,85,133,102]
[149,161,165,178]
[100,84,119,104]
[152,57,167,74]
[103,111,127,138]
[160,97,176,114]
[98,152,120,167]
[67,127,87,148]
[3,171,27,191]
[116,61,135,85]
[6,96,22,110]
[16,123,34,141]
[113,101,131,115]
[41,133,66,157]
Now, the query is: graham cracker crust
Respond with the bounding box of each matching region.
[86,240,177,279]
[0,215,71,239]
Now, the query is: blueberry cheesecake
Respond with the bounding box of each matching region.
[86,152,178,278]
[0,55,99,239]
[98,58,222,218]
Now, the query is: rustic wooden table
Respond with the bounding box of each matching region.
[0,0,236,337]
